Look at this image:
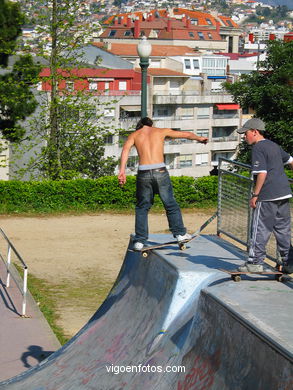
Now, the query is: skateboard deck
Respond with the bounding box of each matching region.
[135,235,198,257]
[220,268,286,282]
[132,212,218,258]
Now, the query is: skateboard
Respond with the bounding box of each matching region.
[137,235,198,258]
[133,211,218,258]
[220,268,287,282]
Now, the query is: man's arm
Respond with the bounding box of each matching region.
[250,172,267,208]
[118,134,135,186]
[165,129,208,144]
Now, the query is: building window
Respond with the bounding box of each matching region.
[181,106,193,118]
[104,135,114,145]
[208,33,213,39]
[198,32,204,40]
[197,129,209,138]
[197,106,210,119]
[104,109,115,117]
[184,59,191,70]
[189,32,194,38]
[193,59,199,69]
[170,80,180,90]
[124,30,132,36]
[212,151,234,163]
[206,18,213,25]
[212,127,237,141]
[127,156,139,170]
[191,19,198,25]
[89,81,98,90]
[119,81,127,91]
[85,107,96,119]
[156,107,171,117]
[179,155,192,168]
[108,30,116,37]
[66,81,74,91]
[154,77,166,86]
[195,153,209,166]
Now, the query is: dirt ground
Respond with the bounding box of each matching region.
[0,210,217,339]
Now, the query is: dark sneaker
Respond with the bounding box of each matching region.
[282,263,293,274]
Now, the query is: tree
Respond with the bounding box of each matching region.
[0,0,40,143]
[0,0,23,66]
[11,0,118,180]
[224,40,293,163]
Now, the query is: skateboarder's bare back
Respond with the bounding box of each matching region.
[118,119,207,185]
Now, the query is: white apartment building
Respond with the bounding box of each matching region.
[107,71,241,178]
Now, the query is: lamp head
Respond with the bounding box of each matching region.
[137,36,152,58]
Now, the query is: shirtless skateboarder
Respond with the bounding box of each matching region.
[118,117,208,250]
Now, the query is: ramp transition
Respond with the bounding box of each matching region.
[0,234,292,390]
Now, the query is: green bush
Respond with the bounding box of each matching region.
[0,176,218,214]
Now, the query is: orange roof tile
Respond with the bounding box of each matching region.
[92,43,202,57]
[102,8,238,29]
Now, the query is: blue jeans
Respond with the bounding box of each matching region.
[134,168,186,243]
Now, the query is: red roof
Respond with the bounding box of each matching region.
[99,19,222,41]
[94,43,206,57]
[102,7,238,29]
[40,68,140,78]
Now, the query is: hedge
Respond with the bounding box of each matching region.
[0,176,218,214]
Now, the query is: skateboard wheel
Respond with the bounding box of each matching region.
[275,274,283,282]
[180,244,186,250]
[232,275,241,282]
[142,251,148,258]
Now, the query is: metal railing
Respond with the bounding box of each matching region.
[217,158,293,263]
[0,228,28,317]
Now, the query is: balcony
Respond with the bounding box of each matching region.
[213,113,239,119]
[212,135,238,142]
[91,90,141,96]
[153,92,234,105]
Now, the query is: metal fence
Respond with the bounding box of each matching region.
[0,228,28,317]
[217,158,293,262]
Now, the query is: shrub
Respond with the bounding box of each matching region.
[0,176,218,214]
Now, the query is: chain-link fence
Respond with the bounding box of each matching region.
[217,158,293,262]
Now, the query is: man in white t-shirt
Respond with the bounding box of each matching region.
[237,118,293,273]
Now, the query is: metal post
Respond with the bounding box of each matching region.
[6,244,11,287]
[22,267,28,317]
[139,57,149,118]
[217,159,222,236]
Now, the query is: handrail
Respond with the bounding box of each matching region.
[0,228,28,317]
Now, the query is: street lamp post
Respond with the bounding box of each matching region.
[137,37,152,119]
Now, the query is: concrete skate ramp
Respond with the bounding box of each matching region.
[0,234,292,390]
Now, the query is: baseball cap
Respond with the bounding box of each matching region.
[237,118,265,134]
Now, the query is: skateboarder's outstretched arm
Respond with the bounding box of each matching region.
[164,129,208,144]
[118,134,135,186]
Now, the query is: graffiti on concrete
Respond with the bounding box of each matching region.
[177,350,221,390]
